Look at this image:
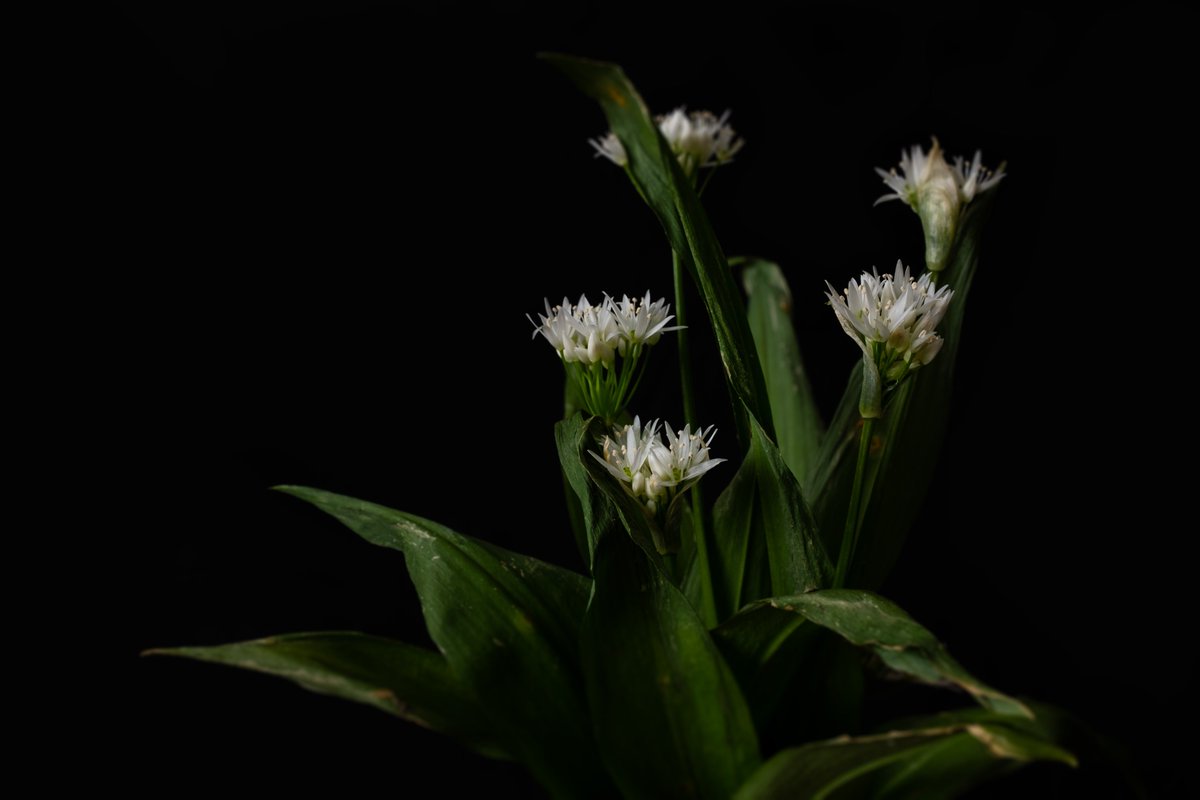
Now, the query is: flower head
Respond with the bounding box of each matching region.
[590,107,744,178]
[591,417,724,515]
[529,295,622,367]
[529,293,680,420]
[875,138,1004,271]
[826,261,953,417]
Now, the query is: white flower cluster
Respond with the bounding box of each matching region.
[589,108,744,175]
[591,417,724,514]
[826,260,953,376]
[529,292,679,367]
[875,138,1004,208]
[875,138,1004,272]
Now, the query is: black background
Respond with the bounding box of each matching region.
[110,2,1188,796]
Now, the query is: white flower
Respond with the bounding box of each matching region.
[952,150,1005,202]
[875,138,1004,271]
[529,295,622,366]
[589,107,744,177]
[529,293,680,420]
[609,291,681,354]
[591,417,724,515]
[589,132,627,167]
[529,292,680,365]
[826,261,953,416]
[647,422,724,489]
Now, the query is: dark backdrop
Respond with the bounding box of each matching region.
[112,3,1187,796]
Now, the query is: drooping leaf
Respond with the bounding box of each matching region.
[869,707,1077,799]
[275,486,611,799]
[542,53,773,447]
[739,256,824,482]
[734,718,1072,800]
[724,589,1031,718]
[581,528,761,799]
[809,193,998,588]
[146,631,506,759]
[735,728,972,800]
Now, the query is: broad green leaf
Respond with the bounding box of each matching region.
[710,409,830,620]
[735,728,971,800]
[868,734,1016,800]
[871,708,1077,799]
[581,529,760,799]
[147,631,507,759]
[542,54,773,446]
[809,194,997,588]
[734,719,1070,800]
[276,486,611,799]
[727,589,1031,717]
[739,256,824,482]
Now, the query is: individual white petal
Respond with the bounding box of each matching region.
[589,132,628,166]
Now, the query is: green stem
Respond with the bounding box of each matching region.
[673,249,717,626]
[833,417,875,589]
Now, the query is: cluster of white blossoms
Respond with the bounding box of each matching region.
[529,292,679,367]
[529,293,680,420]
[826,261,953,416]
[589,108,744,176]
[875,138,1004,271]
[591,417,724,515]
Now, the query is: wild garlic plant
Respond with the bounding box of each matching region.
[150,56,1074,800]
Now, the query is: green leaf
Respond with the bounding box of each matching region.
[809,193,998,588]
[750,410,832,598]
[556,413,621,569]
[276,486,611,799]
[735,728,971,800]
[870,708,1077,799]
[727,589,1031,718]
[711,447,761,618]
[711,408,831,619]
[581,529,760,799]
[734,718,1071,800]
[542,54,773,446]
[739,256,825,482]
[146,631,507,759]
[710,599,819,728]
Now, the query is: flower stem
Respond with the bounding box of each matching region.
[833,417,875,589]
[673,249,717,626]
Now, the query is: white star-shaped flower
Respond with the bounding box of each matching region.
[589,107,744,177]
[591,417,725,515]
[826,261,953,416]
[875,138,1004,271]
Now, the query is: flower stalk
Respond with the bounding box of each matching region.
[833,417,875,589]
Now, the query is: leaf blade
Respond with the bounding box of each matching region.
[728,589,1031,718]
[739,256,825,482]
[276,485,610,798]
[147,631,507,759]
[582,530,760,799]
